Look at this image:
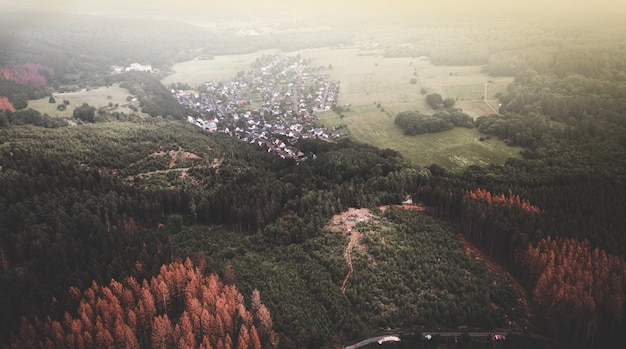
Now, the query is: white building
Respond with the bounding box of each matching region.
[125,63,152,73]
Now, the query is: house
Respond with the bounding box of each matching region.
[125,63,152,73]
[290,124,303,133]
[203,121,217,132]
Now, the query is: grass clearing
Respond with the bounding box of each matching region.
[318,107,520,171]
[161,49,279,87]
[28,83,150,119]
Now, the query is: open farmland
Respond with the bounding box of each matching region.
[161,49,279,87]
[28,84,150,119]
[297,47,512,117]
[298,47,424,114]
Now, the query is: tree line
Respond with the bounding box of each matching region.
[394,109,473,135]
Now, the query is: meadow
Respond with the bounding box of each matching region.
[161,49,279,87]
[28,83,150,119]
[317,106,519,171]
[295,47,511,116]
[295,48,518,170]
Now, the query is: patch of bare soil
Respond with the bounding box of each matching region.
[137,149,219,181]
[327,208,376,293]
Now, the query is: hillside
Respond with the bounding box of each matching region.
[0,118,525,347]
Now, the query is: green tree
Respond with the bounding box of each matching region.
[166,214,183,234]
[443,97,455,108]
[10,93,28,110]
[425,93,443,109]
[73,103,97,122]
[188,197,197,224]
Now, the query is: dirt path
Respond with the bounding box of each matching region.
[341,234,357,293]
[327,208,375,294]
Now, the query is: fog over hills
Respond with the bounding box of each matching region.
[2,0,626,22]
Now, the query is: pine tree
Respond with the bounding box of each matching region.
[151,315,171,349]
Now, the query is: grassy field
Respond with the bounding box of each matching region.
[298,48,425,115]
[296,48,512,116]
[318,106,520,171]
[28,83,150,119]
[161,49,279,87]
[162,47,519,171]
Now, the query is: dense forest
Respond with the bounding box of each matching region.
[1,7,626,349]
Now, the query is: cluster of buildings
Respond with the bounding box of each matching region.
[111,63,153,74]
[174,54,344,160]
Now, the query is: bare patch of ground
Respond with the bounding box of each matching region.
[136,148,224,181]
[327,208,377,293]
[150,148,202,169]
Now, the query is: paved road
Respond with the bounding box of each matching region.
[345,335,400,349]
[346,331,511,348]
[421,331,508,338]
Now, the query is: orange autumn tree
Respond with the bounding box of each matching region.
[0,97,16,112]
[0,63,54,87]
[519,237,626,345]
[466,188,541,214]
[10,259,278,349]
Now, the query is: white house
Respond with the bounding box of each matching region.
[125,63,152,73]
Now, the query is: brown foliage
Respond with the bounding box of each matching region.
[0,63,54,87]
[10,259,278,349]
[0,97,16,112]
[466,188,541,214]
[520,237,626,343]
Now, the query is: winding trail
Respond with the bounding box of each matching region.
[327,208,373,294]
[341,232,358,294]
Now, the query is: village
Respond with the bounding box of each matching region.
[172,54,344,161]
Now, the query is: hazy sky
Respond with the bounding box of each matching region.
[0,0,626,16]
[0,0,626,26]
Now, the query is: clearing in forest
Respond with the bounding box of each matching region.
[326,208,376,293]
[27,83,150,119]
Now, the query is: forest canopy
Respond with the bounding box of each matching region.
[394,110,474,135]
